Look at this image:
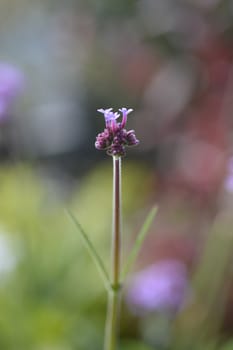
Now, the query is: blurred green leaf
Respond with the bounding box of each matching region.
[122,206,158,279]
[221,341,233,350]
[66,209,110,290]
[120,340,155,350]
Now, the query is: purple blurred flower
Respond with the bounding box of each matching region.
[225,175,233,192]
[95,107,139,157]
[224,157,233,192]
[126,260,190,315]
[0,63,24,120]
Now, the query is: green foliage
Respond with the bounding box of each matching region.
[120,340,155,350]
[0,162,152,349]
[0,164,233,349]
[122,206,158,279]
[66,209,110,290]
[222,341,233,350]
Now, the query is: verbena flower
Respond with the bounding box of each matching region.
[95,107,139,157]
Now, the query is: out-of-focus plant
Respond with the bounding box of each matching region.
[68,107,157,350]
[0,159,233,350]
[0,162,153,350]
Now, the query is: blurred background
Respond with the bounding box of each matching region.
[1,0,233,349]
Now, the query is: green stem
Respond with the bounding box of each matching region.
[104,156,122,350]
[112,156,121,287]
[104,290,120,350]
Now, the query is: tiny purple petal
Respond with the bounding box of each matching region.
[97,108,113,114]
[119,107,133,128]
[97,108,120,128]
[119,108,133,115]
[106,112,119,122]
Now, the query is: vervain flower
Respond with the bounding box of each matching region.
[95,107,139,157]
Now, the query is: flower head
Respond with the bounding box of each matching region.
[95,107,139,157]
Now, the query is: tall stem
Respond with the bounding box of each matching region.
[112,156,121,286]
[104,156,122,350]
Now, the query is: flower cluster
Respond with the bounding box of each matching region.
[95,108,139,157]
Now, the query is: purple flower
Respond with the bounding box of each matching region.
[97,108,120,133]
[125,260,190,315]
[0,63,24,120]
[119,107,133,128]
[95,107,139,157]
[225,175,233,192]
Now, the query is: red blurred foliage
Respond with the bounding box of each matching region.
[120,46,158,95]
[164,35,233,200]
